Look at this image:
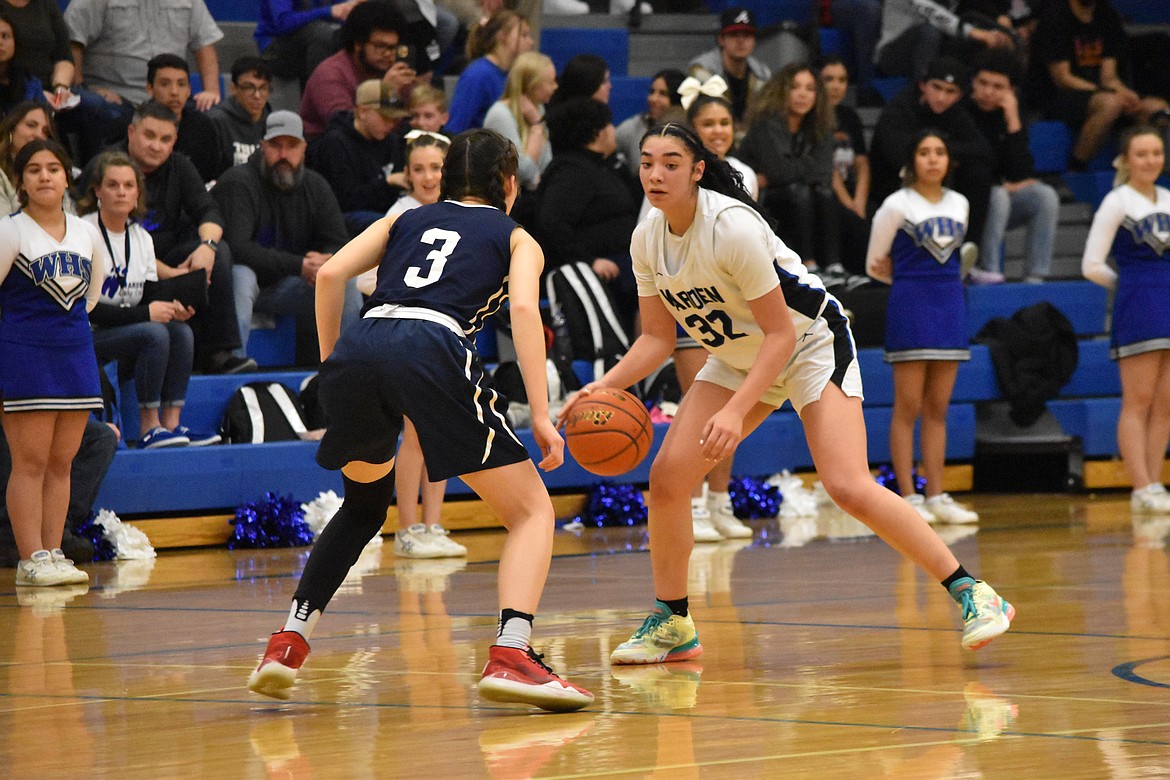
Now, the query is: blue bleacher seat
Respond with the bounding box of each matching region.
[1063,171,1115,208]
[541,28,628,79]
[965,280,1108,340]
[1109,0,1170,24]
[872,77,908,103]
[1063,339,1120,397]
[204,0,259,23]
[609,76,651,125]
[245,314,297,367]
[187,72,227,98]
[818,28,845,57]
[1029,121,1071,174]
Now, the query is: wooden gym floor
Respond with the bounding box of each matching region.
[1,492,1168,778]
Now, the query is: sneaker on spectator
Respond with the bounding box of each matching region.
[707,495,752,539]
[1131,483,1170,514]
[905,493,936,523]
[925,493,979,524]
[1022,275,1046,284]
[139,426,190,449]
[394,523,451,558]
[173,425,221,447]
[691,505,723,543]
[818,263,850,289]
[426,524,467,556]
[248,630,310,700]
[959,242,979,279]
[49,548,89,584]
[967,267,1005,285]
[206,351,258,375]
[15,550,75,587]
[477,645,594,712]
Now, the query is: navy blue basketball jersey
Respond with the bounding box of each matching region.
[366,201,518,336]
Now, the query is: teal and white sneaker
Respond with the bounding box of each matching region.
[610,601,702,665]
[949,578,1015,650]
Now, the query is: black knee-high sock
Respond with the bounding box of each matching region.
[287,471,395,632]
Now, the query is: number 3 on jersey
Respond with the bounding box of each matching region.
[684,309,748,348]
[404,228,461,288]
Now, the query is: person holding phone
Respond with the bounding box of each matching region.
[79,151,220,448]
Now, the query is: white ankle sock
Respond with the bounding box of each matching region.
[283,598,321,641]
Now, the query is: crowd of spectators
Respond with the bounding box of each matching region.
[0,0,1167,463]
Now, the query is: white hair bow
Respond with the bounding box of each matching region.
[677,75,730,111]
[404,129,451,145]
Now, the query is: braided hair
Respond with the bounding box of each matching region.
[440,128,518,212]
[640,122,776,231]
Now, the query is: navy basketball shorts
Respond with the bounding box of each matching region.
[315,317,531,481]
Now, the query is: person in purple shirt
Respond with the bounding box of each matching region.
[445,9,524,135]
[300,1,414,139]
[255,0,365,85]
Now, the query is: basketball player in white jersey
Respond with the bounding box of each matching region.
[559,123,1014,664]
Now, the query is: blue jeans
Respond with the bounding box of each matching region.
[92,320,194,411]
[980,182,1060,279]
[232,265,362,366]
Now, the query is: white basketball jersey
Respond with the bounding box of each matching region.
[632,187,830,371]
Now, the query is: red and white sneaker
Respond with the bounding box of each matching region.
[477,645,594,712]
[248,630,310,700]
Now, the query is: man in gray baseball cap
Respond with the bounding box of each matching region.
[212,109,363,366]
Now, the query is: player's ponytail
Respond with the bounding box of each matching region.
[640,122,777,231]
[441,128,518,212]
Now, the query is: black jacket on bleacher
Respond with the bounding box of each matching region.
[306,111,405,215]
[535,149,639,269]
[962,96,1036,186]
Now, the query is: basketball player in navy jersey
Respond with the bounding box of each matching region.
[247,129,593,712]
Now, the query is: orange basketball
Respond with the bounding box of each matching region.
[564,388,654,477]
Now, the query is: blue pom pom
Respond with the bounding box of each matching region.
[228,492,314,549]
[875,465,926,495]
[74,511,117,562]
[570,482,648,528]
[728,476,781,519]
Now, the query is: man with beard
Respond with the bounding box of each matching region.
[300,1,416,139]
[213,111,360,367]
[78,100,253,374]
[1029,0,1168,171]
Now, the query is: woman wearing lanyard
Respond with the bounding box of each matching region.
[79,151,219,448]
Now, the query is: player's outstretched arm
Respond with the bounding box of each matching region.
[315,215,397,360]
[510,228,564,471]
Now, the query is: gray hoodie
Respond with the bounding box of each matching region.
[208,96,271,171]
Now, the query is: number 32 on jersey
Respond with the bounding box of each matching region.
[683,309,748,348]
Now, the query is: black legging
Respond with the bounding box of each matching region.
[763,181,841,269]
[292,470,395,615]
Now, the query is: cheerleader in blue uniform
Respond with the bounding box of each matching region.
[1082,126,1170,514]
[0,139,107,587]
[867,129,979,525]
